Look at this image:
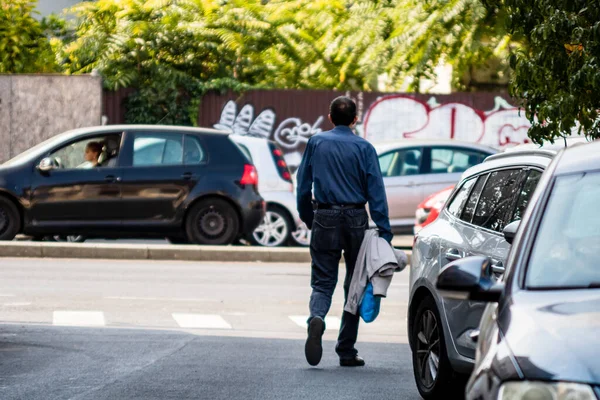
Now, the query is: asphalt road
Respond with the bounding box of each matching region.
[0,258,419,400]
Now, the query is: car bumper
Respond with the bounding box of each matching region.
[239,190,266,234]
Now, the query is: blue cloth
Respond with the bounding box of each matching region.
[296,125,393,242]
[359,282,381,323]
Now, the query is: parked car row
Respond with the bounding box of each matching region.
[0,125,266,245]
[409,139,599,399]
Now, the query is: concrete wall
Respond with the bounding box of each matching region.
[0,74,103,163]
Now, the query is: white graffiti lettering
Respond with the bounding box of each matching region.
[273,116,324,150]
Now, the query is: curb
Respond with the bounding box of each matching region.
[0,242,412,264]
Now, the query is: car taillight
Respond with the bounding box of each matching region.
[269,142,292,183]
[240,164,258,186]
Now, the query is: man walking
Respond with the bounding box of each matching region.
[296,96,393,367]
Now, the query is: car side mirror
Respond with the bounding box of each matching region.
[503,220,520,244]
[37,157,55,173]
[436,256,504,303]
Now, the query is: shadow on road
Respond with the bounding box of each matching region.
[0,323,420,400]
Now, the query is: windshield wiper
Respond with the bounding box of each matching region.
[587,282,600,289]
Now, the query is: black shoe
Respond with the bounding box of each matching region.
[340,356,365,367]
[305,317,325,366]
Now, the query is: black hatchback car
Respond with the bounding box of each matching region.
[437,140,600,400]
[0,125,265,245]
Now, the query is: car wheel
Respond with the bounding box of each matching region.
[0,197,20,241]
[291,223,310,247]
[250,205,292,247]
[412,296,461,399]
[185,199,239,245]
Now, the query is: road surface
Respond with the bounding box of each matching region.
[0,258,419,399]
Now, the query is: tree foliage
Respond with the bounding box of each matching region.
[56,0,516,124]
[504,0,600,143]
[0,0,59,73]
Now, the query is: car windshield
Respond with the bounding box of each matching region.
[3,130,75,166]
[526,171,600,289]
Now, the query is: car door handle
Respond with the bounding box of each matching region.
[445,249,463,261]
[491,261,505,275]
[469,329,480,343]
[104,175,121,183]
[181,172,194,180]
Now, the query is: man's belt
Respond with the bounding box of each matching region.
[315,203,365,210]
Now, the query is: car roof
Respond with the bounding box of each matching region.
[63,124,229,138]
[462,149,556,179]
[554,139,600,175]
[374,139,497,154]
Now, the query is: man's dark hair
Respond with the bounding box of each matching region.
[329,96,357,126]
[86,141,103,155]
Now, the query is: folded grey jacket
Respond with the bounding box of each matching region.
[344,229,408,315]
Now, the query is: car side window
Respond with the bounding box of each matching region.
[510,169,542,222]
[460,174,487,223]
[183,135,206,165]
[379,149,423,177]
[472,169,527,232]
[430,147,489,174]
[133,133,183,167]
[50,134,122,169]
[446,178,476,218]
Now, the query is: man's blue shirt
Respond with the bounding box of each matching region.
[296,125,393,242]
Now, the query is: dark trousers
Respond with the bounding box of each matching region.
[308,208,368,359]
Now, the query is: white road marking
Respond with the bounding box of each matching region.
[105,296,219,302]
[2,302,31,306]
[172,313,232,329]
[0,294,15,297]
[53,311,105,327]
[289,315,341,330]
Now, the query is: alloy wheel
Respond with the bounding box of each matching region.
[252,211,289,247]
[415,309,441,389]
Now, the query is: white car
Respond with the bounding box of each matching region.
[230,135,309,247]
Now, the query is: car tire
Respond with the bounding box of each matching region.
[185,198,239,245]
[249,205,292,247]
[411,296,463,399]
[0,197,20,241]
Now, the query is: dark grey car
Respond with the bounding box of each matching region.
[437,140,600,400]
[408,149,557,399]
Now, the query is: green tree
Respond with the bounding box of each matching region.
[0,0,59,73]
[504,0,600,143]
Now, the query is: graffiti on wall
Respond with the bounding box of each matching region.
[363,95,532,147]
[213,100,324,169]
[213,95,533,170]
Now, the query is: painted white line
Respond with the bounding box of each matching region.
[105,296,219,302]
[172,313,232,329]
[53,311,105,327]
[289,315,341,330]
[3,302,31,306]
[0,294,16,297]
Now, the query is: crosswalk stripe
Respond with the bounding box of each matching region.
[172,313,232,329]
[289,315,341,330]
[53,311,105,327]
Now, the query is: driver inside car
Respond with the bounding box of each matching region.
[78,141,103,169]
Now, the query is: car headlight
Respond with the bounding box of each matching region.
[499,381,596,400]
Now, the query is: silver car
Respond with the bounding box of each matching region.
[376,140,496,234]
[408,148,558,399]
